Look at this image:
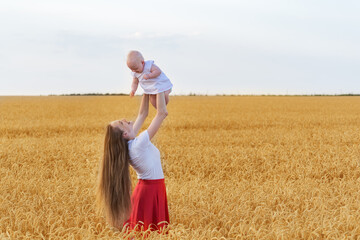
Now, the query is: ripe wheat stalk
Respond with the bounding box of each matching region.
[1,96,360,239]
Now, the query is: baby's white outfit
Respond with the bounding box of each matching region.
[131,60,173,94]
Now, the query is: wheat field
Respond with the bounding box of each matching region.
[1,96,360,239]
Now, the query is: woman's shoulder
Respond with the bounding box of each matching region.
[129,130,150,151]
[138,130,149,140]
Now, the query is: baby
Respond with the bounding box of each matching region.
[126,50,173,108]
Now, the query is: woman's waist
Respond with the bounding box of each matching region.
[138,178,165,185]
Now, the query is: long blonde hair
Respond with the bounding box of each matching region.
[96,124,132,228]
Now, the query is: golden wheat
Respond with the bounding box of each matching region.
[1,96,360,239]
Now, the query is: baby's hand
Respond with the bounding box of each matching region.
[143,74,150,80]
[130,90,135,97]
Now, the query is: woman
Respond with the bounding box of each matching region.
[96,93,169,232]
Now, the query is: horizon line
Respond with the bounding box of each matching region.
[1,93,360,97]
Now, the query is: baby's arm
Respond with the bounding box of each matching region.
[130,77,139,97]
[143,64,161,80]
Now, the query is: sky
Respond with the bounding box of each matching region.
[1,0,360,95]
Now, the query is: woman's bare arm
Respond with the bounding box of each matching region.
[133,94,149,135]
[147,92,168,140]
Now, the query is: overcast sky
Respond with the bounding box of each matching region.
[1,0,359,95]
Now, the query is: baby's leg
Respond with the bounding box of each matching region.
[164,89,171,105]
[151,90,171,109]
[150,95,157,109]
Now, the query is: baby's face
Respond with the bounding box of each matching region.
[128,59,145,73]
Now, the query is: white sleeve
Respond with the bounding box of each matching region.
[144,60,154,73]
[131,71,136,78]
[132,130,150,153]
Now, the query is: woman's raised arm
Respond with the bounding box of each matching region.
[147,92,168,140]
[133,94,149,136]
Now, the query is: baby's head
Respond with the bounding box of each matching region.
[126,50,145,73]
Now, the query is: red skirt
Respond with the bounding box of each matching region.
[123,178,169,232]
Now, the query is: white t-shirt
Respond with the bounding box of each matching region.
[131,60,173,94]
[127,130,164,180]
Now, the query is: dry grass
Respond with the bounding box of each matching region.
[1,96,360,239]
